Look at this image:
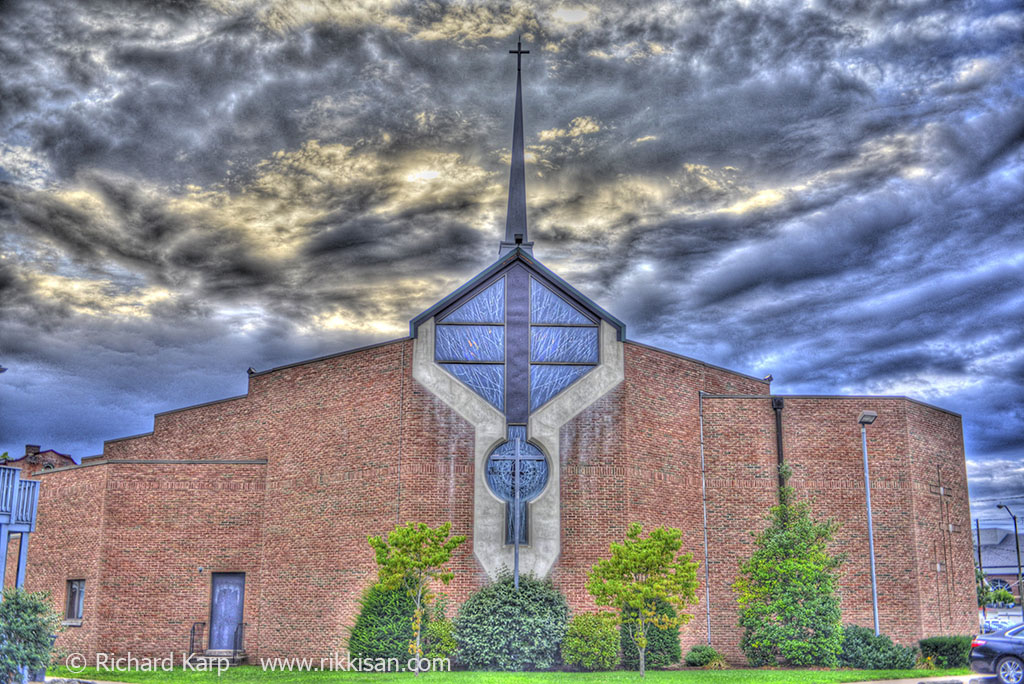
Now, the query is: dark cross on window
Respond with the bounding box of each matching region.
[510,38,529,72]
[488,433,545,589]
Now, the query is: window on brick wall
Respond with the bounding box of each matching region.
[65,579,84,623]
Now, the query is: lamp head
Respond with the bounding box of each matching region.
[858,410,877,425]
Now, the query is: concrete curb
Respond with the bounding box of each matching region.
[854,675,994,684]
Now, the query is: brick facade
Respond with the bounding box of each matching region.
[21,337,974,663]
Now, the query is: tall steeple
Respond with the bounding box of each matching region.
[499,39,534,257]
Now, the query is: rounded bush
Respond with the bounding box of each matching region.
[685,644,723,667]
[454,572,569,671]
[620,597,682,670]
[561,613,620,671]
[347,583,415,661]
[918,635,973,668]
[839,625,916,669]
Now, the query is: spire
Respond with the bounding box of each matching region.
[499,39,534,257]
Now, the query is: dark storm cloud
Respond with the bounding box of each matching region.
[0,0,1021,518]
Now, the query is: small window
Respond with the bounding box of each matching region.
[65,580,85,622]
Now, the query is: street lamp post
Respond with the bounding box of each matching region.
[859,410,880,636]
[997,504,1024,625]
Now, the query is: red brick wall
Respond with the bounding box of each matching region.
[906,400,975,636]
[22,338,974,665]
[552,343,771,657]
[700,395,778,659]
[94,462,265,656]
[24,463,108,657]
[5,534,21,589]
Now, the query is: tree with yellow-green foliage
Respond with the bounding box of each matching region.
[586,523,699,677]
[368,522,464,676]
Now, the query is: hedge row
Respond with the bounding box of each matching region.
[348,578,970,672]
[347,573,681,671]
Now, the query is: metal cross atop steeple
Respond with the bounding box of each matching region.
[510,38,529,71]
[499,39,534,257]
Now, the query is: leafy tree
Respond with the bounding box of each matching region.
[977,568,1015,607]
[620,597,681,670]
[733,483,844,667]
[977,567,994,607]
[368,522,465,675]
[0,587,62,684]
[586,523,699,677]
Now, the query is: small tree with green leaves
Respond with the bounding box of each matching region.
[0,587,62,683]
[977,568,1015,607]
[733,482,845,667]
[586,523,699,677]
[368,522,465,675]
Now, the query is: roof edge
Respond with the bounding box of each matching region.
[625,339,770,385]
[700,392,961,418]
[249,337,410,377]
[409,248,627,340]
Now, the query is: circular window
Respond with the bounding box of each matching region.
[485,426,548,544]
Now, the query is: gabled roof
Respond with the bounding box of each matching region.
[409,246,626,340]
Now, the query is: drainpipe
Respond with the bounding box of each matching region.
[698,391,711,644]
[772,397,785,492]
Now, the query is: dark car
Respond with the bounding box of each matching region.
[972,624,1024,683]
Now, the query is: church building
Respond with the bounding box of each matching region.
[11,45,975,664]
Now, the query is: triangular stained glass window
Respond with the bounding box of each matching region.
[530,279,592,325]
[529,364,592,412]
[440,363,505,412]
[440,279,505,323]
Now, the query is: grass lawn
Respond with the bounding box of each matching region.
[47,666,972,683]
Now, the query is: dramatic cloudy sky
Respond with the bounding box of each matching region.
[0,0,1021,519]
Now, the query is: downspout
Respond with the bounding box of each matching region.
[772,397,785,493]
[698,391,711,644]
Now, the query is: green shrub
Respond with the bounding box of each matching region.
[839,625,916,669]
[422,597,456,663]
[347,582,415,661]
[734,485,844,667]
[561,613,620,671]
[454,572,569,671]
[423,617,456,662]
[620,597,681,670]
[0,587,63,684]
[684,644,723,667]
[705,654,728,669]
[918,635,973,668]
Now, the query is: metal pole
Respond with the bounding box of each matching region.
[998,505,1024,626]
[1014,514,1023,625]
[513,438,521,590]
[861,423,880,636]
[977,518,987,623]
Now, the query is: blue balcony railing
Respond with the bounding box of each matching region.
[0,466,38,532]
[0,468,17,515]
